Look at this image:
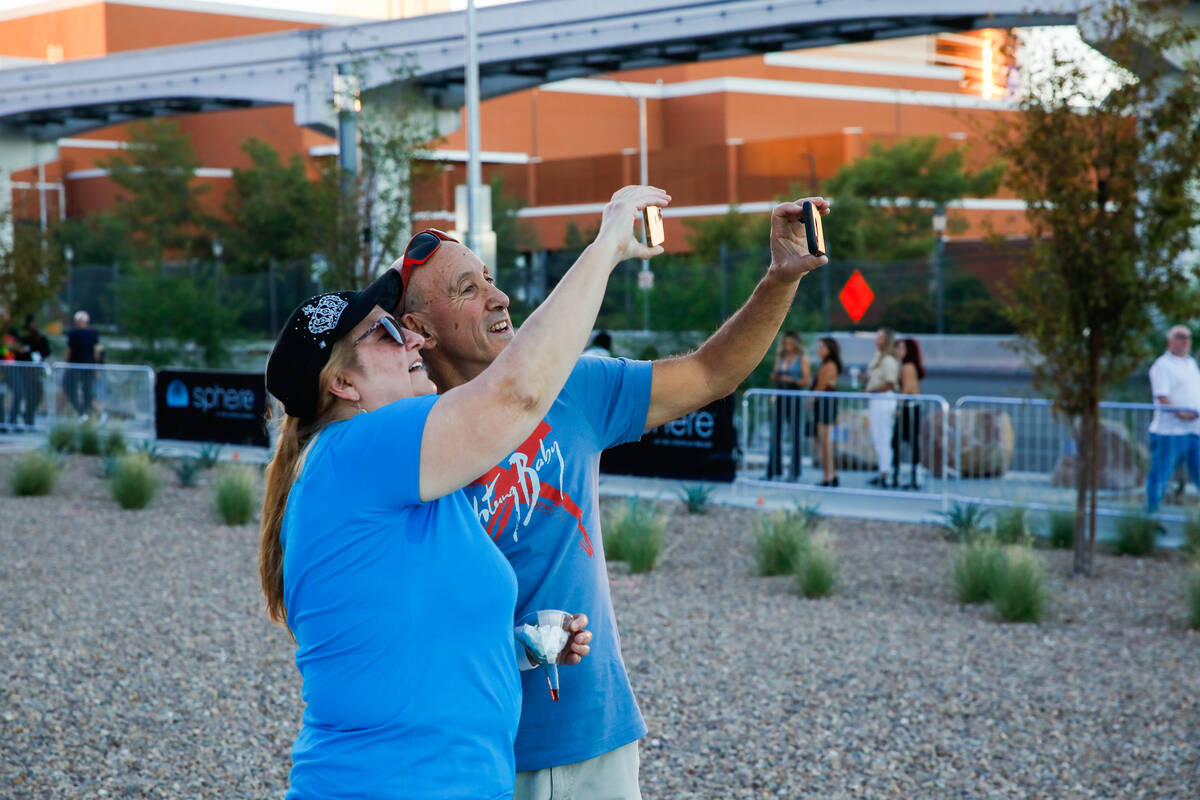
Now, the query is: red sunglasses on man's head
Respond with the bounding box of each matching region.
[399,228,459,295]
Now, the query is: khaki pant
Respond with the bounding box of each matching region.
[514,741,641,800]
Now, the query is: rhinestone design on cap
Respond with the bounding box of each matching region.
[301,295,348,335]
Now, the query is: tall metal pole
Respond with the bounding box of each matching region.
[465,0,482,255]
[638,94,649,332]
[933,204,946,335]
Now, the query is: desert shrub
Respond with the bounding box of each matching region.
[102,426,127,456]
[173,457,201,488]
[10,450,61,496]
[755,508,811,576]
[111,453,159,510]
[47,420,79,453]
[1048,510,1075,549]
[197,442,223,469]
[677,483,714,514]
[1188,562,1200,631]
[98,453,119,480]
[952,538,1007,604]
[214,465,258,525]
[991,548,1049,623]
[77,421,102,455]
[604,498,665,571]
[1183,513,1200,557]
[1114,512,1162,557]
[993,506,1031,546]
[936,502,990,543]
[134,439,162,462]
[795,535,836,598]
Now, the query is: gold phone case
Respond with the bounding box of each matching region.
[643,206,665,247]
[803,200,825,257]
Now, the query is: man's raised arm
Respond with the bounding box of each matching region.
[644,197,829,430]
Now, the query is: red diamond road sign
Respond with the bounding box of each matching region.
[839,270,874,323]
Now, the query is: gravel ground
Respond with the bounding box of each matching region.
[2,452,1197,799]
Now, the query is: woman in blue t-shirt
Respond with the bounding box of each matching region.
[258,184,670,800]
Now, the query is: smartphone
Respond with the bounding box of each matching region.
[643,205,665,247]
[802,200,825,257]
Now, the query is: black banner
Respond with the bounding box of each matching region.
[601,395,737,482]
[155,369,269,447]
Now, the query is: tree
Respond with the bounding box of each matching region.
[0,216,67,322]
[222,139,329,273]
[100,120,213,267]
[991,1,1200,575]
[822,136,1003,261]
[320,76,439,289]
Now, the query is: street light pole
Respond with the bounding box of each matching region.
[638,93,650,332]
[932,204,947,335]
[465,0,483,256]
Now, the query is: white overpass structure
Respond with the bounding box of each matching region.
[0,0,1080,231]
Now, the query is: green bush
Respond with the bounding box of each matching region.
[214,465,258,525]
[1114,512,1162,557]
[677,483,714,514]
[952,539,1007,604]
[77,421,102,455]
[47,420,80,453]
[1048,511,1075,549]
[110,453,159,510]
[173,457,201,488]
[99,453,119,480]
[103,426,128,456]
[197,442,223,469]
[134,439,162,462]
[936,502,990,543]
[755,509,811,576]
[604,498,665,572]
[993,506,1031,546]
[1184,513,1200,557]
[10,450,61,496]
[1188,562,1200,631]
[991,548,1049,623]
[795,535,836,598]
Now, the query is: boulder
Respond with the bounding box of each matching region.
[1050,419,1148,490]
[827,408,876,471]
[921,408,1014,478]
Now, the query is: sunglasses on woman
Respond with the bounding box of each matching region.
[354,315,408,347]
[400,228,459,293]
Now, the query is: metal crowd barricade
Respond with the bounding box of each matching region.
[949,396,1196,522]
[50,363,156,439]
[740,389,950,505]
[0,361,55,433]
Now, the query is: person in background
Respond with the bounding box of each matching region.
[9,315,51,429]
[583,330,613,358]
[1145,325,1200,511]
[865,327,899,488]
[767,331,811,481]
[65,310,101,418]
[811,336,842,487]
[0,311,16,432]
[891,337,925,489]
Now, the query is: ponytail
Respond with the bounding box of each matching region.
[259,339,357,627]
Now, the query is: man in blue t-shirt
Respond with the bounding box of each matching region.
[398,196,829,798]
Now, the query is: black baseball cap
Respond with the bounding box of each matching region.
[265,270,402,421]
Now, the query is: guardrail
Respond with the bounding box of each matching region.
[740,389,951,507]
[949,396,1197,523]
[0,362,155,438]
[740,389,1198,522]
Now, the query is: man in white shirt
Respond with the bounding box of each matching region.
[1145,325,1200,511]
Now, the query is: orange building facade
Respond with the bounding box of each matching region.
[2,0,1029,257]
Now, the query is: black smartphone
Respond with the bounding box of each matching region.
[643,205,665,247]
[802,200,825,257]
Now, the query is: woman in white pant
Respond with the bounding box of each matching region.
[866,327,899,487]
